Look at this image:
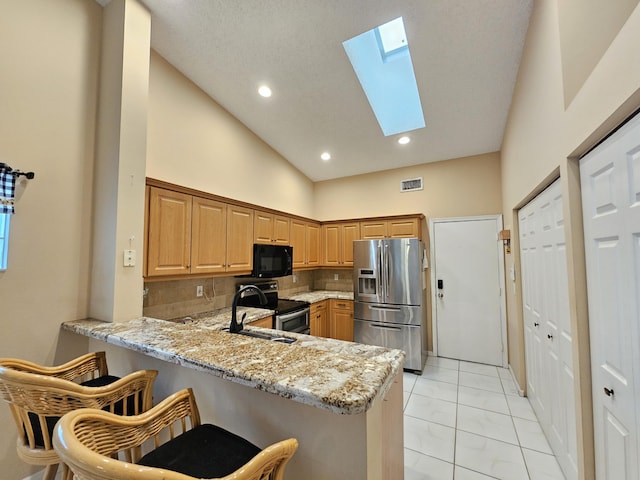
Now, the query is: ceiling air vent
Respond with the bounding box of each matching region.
[400,177,423,192]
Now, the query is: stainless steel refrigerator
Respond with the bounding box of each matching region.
[353,238,427,372]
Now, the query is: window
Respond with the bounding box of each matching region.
[0,213,10,270]
[343,16,425,136]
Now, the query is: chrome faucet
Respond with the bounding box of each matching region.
[230,285,268,333]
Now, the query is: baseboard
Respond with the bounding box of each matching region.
[507,364,526,397]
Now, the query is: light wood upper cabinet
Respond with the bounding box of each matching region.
[359,220,387,240]
[330,299,354,342]
[191,197,226,274]
[322,222,359,267]
[146,186,254,277]
[145,180,424,276]
[147,187,192,276]
[306,222,321,267]
[291,219,321,269]
[360,217,420,239]
[226,205,254,272]
[254,211,290,245]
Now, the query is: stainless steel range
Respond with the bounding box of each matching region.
[236,281,310,334]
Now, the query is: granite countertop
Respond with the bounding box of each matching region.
[62,305,403,415]
[286,290,354,303]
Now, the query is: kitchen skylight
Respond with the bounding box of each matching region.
[343,17,425,136]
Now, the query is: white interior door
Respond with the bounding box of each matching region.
[581,112,640,480]
[519,178,577,479]
[432,217,506,366]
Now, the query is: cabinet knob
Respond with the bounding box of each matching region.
[547,334,553,340]
[604,387,614,397]
[534,322,539,327]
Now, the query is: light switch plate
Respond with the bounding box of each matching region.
[124,249,136,267]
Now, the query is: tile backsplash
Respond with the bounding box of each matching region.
[143,269,353,320]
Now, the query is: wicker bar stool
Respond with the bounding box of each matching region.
[0,352,157,480]
[53,387,299,480]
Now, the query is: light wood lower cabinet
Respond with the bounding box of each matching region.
[248,316,273,329]
[330,299,354,342]
[310,300,329,337]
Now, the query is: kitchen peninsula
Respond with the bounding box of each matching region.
[62,307,404,480]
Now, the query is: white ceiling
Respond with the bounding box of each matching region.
[100,0,533,182]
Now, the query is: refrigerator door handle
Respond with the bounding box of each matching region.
[377,242,384,299]
[369,305,402,312]
[370,323,402,331]
[384,243,390,301]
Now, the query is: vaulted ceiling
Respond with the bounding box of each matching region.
[100,0,533,181]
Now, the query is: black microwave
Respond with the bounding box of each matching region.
[252,244,293,278]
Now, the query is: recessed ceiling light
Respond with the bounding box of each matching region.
[321,152,331,161]
[398,136,411,145]
[258,85,272,97]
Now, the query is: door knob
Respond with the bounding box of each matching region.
[604,387,614,397]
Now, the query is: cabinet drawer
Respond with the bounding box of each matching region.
[330,299,353,311]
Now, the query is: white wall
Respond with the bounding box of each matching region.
[314,152,502,222]
[0,1,102,477]
[146,52,315,219]
[500,1,640,478]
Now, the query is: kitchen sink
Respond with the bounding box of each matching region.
[227,329,296,344]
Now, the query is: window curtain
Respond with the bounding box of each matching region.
[0,170,15,214]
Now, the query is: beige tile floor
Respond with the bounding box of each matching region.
[403,356,566,480]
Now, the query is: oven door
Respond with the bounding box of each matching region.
[275,307,310,334]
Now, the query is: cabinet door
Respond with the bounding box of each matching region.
[226,205,254,272]
[273,215,290,245]
[255,211,290,245]
[388,218,419,238]
[323,224,341,266]
[290,220,307,268]
[254,211,274,244]
[147,187,192,276]
[310,300,329,337]
[249,316,273,329]
[191,197,226,274]
[341,223,360,266]
[360,221,387,240]
[330,300,354,341]
[306,222,321,266]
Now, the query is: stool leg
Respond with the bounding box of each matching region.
[42,464,59,480]
[61,463,73,480]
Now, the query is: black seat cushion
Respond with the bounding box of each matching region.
[26,374,122,448]
[137,424,262,478]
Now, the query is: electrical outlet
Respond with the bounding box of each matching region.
[292,274,297,283]
[334,274,339,280]
[196,285,203,297]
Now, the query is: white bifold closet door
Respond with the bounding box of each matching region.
[580,112,640,480]
[519,178,578,479]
